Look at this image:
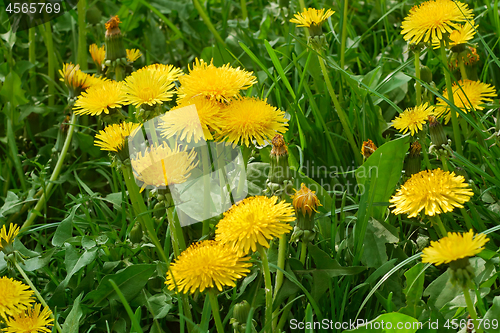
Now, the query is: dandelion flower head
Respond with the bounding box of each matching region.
[0,277,34,319]
[4,303,54,333]
[73,80,127,116]
[392,103,434,136]
[435,80,496,124]
[178,58,256,102]
[166,240,251,294]
[390,168,474,218]
[219,97,288,147]
[215,196,295,255]
[401,0,473,45]
[422,230,489,265]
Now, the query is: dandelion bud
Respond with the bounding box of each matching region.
[428,116,448,148]
[230,300,257,333]
[290,183,321,243]
[105,16,127,62]
[420,66,433,83]
[129,221,143,243]
[448,257,475,288]
[0,223,20,255]
[269,135,290,184]
[361,139,377,159]
[404,141,422,177]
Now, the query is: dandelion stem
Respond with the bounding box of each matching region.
[428,215,447,238]
[458,56,468,81]
[115,64,125,82]
[339,0,349,102]
[300,241,307,265]
[272,234,287,331]
[122,165,169,263]
[257,244,273,333]
[414,50,422,105]
[208,290,225,333]
[462,284,483,333]
[14,261,63,333]
[317,54,361,165]
[240,0,248,21]
[439,155,449,171]
[22,112,78,230]
[166,206,186,257]
[192,0,226,46]
[77,0,87,71]
[440,41,463,155]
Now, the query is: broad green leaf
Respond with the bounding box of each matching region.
[54,246,98,294]
[85,264,156,306]
[62,293,83,333]
[0,191,21,217]
[306,243,365,277]
[483,296,500,333]
[361,218,399,268]
[52,205,79,247]
[0,71,28,107]
[342,312,420,332]
[399,263,425,318]
[22,248,55,272]
[423,271,460,310]
[355,136,410,220]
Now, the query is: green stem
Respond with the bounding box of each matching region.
[257,244,273,333]
[458,56,468,81]
[317,54,361,165]
[77,0,87,70]
[122,165,169,263]
[167,206,186,257]
[208,290,225,333]
[115,64,124,81]
[240,0,248,21]
[42,22,55,106]
[428,215,447,238]
[22,113,78,230]
[29,27,36,93]
[299,241,307,265]
[415,50,422,105]
[201,146,211,236]
[462,284,483,333]
[14,261,63,333]
[192,0,226,46]
[273,235,287,297]
[440,155,449,171]
[339,0,348,102]
[440,41,463,155]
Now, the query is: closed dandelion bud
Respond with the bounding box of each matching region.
[129,222,143,243]
[86,6,102,25]
[232,300,251,325]
[428,116,448,148]
[290,183,321,243]
[269,134,290,184]
[420,66,432,83]
[361,139,377,159]
[153,202,166,219]
[105,16,127,62]
[404,141,422,177]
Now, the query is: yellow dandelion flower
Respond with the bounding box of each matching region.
[431,20,477,49]
[166,240,251,294]
[435,79,496,124]
[73,80,127,116]
[290,7,335,28]
[291,183,322,217]
[123,67,176,107]
[94,122,141,152]
[178,58,257,102]
[422,230,489,265]
[0,277,34,319]
[215,196,295,255]
[0,223,20,250]
[401,0,473,45]
[89,44,105,67]
[59,63,104,97]
[390,169,474,218]
[131,143,198,191]
[392,103,434,136]
[160,97,223,143]
[126,49,142,62]
[142,64,184,82]
[4,303,54,333]
[361,139,377,159]
[219,97,288,147]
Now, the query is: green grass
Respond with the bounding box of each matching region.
[1,0,500,332]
